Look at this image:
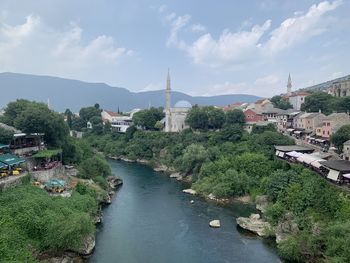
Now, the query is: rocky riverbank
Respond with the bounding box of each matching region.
[109,156,293,246]
[39,176,123,263]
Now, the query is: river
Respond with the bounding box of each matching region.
[89,161,281,263]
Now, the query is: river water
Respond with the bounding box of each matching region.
[89,161,281,263]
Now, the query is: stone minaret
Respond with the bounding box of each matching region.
[165,69,171,132]
[287,73,292,95]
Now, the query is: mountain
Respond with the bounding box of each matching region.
[0,72,260,112]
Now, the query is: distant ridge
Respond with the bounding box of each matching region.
[302,74,350,92]
[0,72,261,112]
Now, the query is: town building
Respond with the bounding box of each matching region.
[328,77,350,97]
[276,110,300,132]
[293,112,325,132]
[164,70,191,132]
[101,110,119,123]
[111,116,133,133]
[288,92,309,110]
[343,140,350,161]
[321,113,350,139]
[243,109,264,123]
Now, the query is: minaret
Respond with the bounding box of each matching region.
[287,73,292,95]
[165,69,172,132]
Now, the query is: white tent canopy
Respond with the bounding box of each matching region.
[286,151,303,158]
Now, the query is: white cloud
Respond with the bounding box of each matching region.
[191,24,206,32]
[265,0,343,53]
[163,1,342,68]
[0,14,132,79]
[187,20,271,67]
[166,14,191,47]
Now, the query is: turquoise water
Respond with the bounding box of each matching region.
[89,161,280,263]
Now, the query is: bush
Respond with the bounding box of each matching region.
[78,155,111,179]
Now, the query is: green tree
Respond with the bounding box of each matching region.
[64,108,73,129]
[132,107,164,130]
[185,106,208,130]
[13,102,69,146]
[225,109,245,126]
[331,124,350,151]
[79,106,101,122]
[1,99,33,126]
[206,106,225,129]
[0,127,13,145]
[300,92,335,114]
[179,144,209,175]
[271,95,293,110]
[78,155,111,179]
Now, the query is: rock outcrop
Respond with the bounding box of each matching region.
[236,214,272,237]
[72,235,95,256]
[209,220,221,228]
[182,188,197,195]
[255,195,270,213]
[107,176,123,189]
[275,213,299,243]
[170,172,182,180]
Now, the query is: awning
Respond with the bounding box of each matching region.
[287,128,295,132]
[278,152,285,158]
[0,144,9,149]
[286,151,303,158]
[327,169,340,181]
[0,154,25,166]
[315,139,325,143]
[310,160,324,169]
[294,131,302,134]
[342,173,350,179]
[32,149,62,159]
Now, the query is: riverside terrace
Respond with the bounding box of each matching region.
[0,153,26,178]
[275,145,350,185]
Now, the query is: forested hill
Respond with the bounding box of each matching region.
[0,72,260,112]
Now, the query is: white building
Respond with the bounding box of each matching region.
[164,70,191,132]
[111,116,133,133]
[288,92,309,110]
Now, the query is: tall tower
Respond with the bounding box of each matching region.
[165,69,172,132]
[287,73,292,95]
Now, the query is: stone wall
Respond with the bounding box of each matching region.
[29,164,66,182]
[0,173,28,191]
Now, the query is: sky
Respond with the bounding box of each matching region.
[0,0,349,97]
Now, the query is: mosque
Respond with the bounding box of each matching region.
[164,70,192,132]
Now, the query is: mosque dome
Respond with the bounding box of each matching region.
[174,100,192,108]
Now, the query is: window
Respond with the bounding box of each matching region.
[323,131,325,135]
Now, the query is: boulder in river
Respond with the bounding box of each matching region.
[209,220,221,228]
[182,188,197,195]
[236,214,272,237]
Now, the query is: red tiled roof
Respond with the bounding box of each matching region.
[288,92,309,97]
[104,110,118,117]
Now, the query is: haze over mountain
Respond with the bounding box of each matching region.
[0,72,260,112]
